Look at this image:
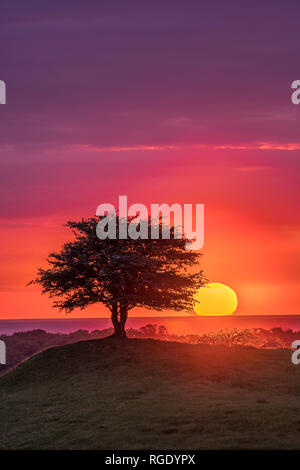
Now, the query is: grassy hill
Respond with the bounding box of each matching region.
[0,337,300,449]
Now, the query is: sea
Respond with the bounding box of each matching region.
[1,315,300,336]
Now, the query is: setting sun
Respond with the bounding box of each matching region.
[193,282,238,316]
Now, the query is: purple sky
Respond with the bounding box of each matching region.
[0,1,299,317]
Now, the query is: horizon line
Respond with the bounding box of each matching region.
[0,314,300,321]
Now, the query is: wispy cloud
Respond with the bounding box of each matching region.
[212,142,300,151]
[73,144,176,153]
[69,142,300,153]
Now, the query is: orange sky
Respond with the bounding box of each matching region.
[1,3,300,319]
[0,146,299,319]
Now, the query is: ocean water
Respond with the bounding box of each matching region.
[1,315,300,336]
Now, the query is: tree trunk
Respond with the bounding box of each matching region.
[119,305,128,334]
[110,303,127,338]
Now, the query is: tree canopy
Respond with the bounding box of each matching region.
[30,216,206,337]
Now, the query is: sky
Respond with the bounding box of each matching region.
[0,0,299,318]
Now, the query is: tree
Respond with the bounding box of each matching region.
[30,216,206,337]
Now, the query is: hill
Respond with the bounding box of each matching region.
[0,338,299,449]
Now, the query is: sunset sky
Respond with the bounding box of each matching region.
[0,1,299,318]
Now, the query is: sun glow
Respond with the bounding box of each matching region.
[193,282,238,316]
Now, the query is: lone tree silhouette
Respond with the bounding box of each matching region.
[30,216,206,337]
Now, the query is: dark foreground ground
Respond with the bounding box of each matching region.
[0,338,299,449]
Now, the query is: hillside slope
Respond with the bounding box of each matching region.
[0,338,299,449]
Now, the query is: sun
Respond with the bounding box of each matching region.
[193,282,238,316]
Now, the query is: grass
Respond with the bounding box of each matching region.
[0,337,300,449]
